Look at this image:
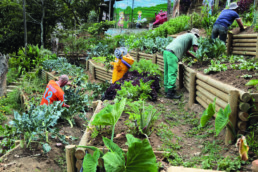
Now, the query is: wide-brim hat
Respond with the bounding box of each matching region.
[229,2,239,10]
[189,28,200,37]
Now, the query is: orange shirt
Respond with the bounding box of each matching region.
[40,80,65,106]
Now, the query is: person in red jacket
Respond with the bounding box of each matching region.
[40,75,70,108]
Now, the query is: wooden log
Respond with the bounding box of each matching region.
[184,71,190,78]
[252,93,258,102]
[183,80,190,89]
[75,101,102,160]
[152,54,157,64]
[75,160,83,172]
[232,47,257,52]
[95,75,112,81]
[233,39,257,43]
[196,73,250,102]
[225,90,239,145]
[95,71,112,78]
[178,63,184,89]
[196,96,221,113]
[238,112,249,121]
[251,102,258,112]
[196,80,229,102]
[188,72,196,107]
[232,43,257,47]
[85,60,89,71]
[256,34,258,59]
[139,52,153,58]
[232,51,256,56]
[184,76,190,83]
[227,32,233,55]
[233,34,257,38]
[184,66,195,74]
[66,145,76,172]
[196,86,227,109]
[239,102,251,112]
[237,121,247,131]
[196,91,225,110]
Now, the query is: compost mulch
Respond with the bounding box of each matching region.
[189,62,258,92]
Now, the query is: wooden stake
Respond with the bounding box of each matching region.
[237,121,247,131]
[227,32,233,55]
[225,90,239,145]
[238,112,249,121]
[256,33,258,59]
[66,145,76,172]
[178,62,184,89]
[75,160,83,172]
[152,54,157,64]
[188,71,196,107]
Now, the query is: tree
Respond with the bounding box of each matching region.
[0,53,8,96]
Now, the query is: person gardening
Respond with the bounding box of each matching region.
[211,2,244,43]
[40,75,70,108]
[163,28,199,99]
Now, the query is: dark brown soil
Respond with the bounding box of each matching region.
[171,28,207,38]
[231,26,257,35]
[189,62,258,92]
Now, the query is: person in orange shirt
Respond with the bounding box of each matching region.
[40,75,70,108]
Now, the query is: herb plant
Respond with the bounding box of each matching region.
[204,60,228,74]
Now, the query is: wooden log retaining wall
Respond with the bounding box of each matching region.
[87,50,258,144]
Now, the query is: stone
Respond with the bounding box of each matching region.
[194,152,201,156]
[252,160,258,172]
[56,143,62,147]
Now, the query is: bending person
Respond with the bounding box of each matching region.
[163,28,199,99]
[40,75,70,108]
[212,2,244,43]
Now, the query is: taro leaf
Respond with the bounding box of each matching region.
[126,135,157,172]
[91,98,126,126]
[200,98,216,127]
[215,104,231,136]
[42,143,51,153]
[125,134,141,146]
[83,150,100,172]
[245,79,258,86]
[103,152,125,172]
[103,137,124,161]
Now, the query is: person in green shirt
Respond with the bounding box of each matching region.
[163,28,199,99]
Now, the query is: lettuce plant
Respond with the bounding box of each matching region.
[91,98,126,141]
[78,134,158,172]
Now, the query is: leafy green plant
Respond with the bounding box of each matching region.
[125,100,160,136]
[204,60,228,74]
[91,98,126,141]
[79,134,158,172]
[116,80,153,101]
[129,59,161,76]
[0,124,18,156]
[199,98,235,137]
[10,102,65,152]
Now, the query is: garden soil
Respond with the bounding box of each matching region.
[231,26,257,35]
[1,112,93,172]
[189,62,258,92]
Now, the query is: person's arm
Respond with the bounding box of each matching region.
[236,18,244,31]
[186,45,198,58]
[58,93,70,108]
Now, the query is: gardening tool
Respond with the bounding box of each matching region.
[111,47,134,83]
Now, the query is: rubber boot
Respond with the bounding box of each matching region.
[166,88,181,99]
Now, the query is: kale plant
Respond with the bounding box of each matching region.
[204,60,228,74]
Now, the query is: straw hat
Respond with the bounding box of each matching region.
[189,28,200,37]
[229,2,239,10]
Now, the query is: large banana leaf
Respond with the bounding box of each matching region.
[215,104,231,136]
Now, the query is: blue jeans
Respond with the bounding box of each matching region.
[211,24,228,43]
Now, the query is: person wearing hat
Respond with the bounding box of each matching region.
[163,28,199,99]
[212,2,244,43]
[40,75,71,108]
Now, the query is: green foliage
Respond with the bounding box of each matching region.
[116,80,153,101]
[10,102,65,152]
[129,59,161,76]
[153,15,190,37]
[204,60,228,74]
[91,98,126,141]
[88,10,98,23]
[80,134,157,172]
[85,81,111,100]
[125,100,160,136]
[215,105,232,136]
[83,150,100,172]
[246,79,258,86]
[200,98,216,127]
[87,21,115,36]
[0,124,18,156]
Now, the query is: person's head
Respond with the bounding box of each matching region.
[228,2,239,11]
[189,28,200,38]
[59,75,70,87]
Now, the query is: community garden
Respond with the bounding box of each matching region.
[0,0,258,172]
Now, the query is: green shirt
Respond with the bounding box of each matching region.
[166,33,199,60]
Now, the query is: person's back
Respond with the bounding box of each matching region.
[166,33,198,60]
[40,80,64,105]
[214,9,240,28]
